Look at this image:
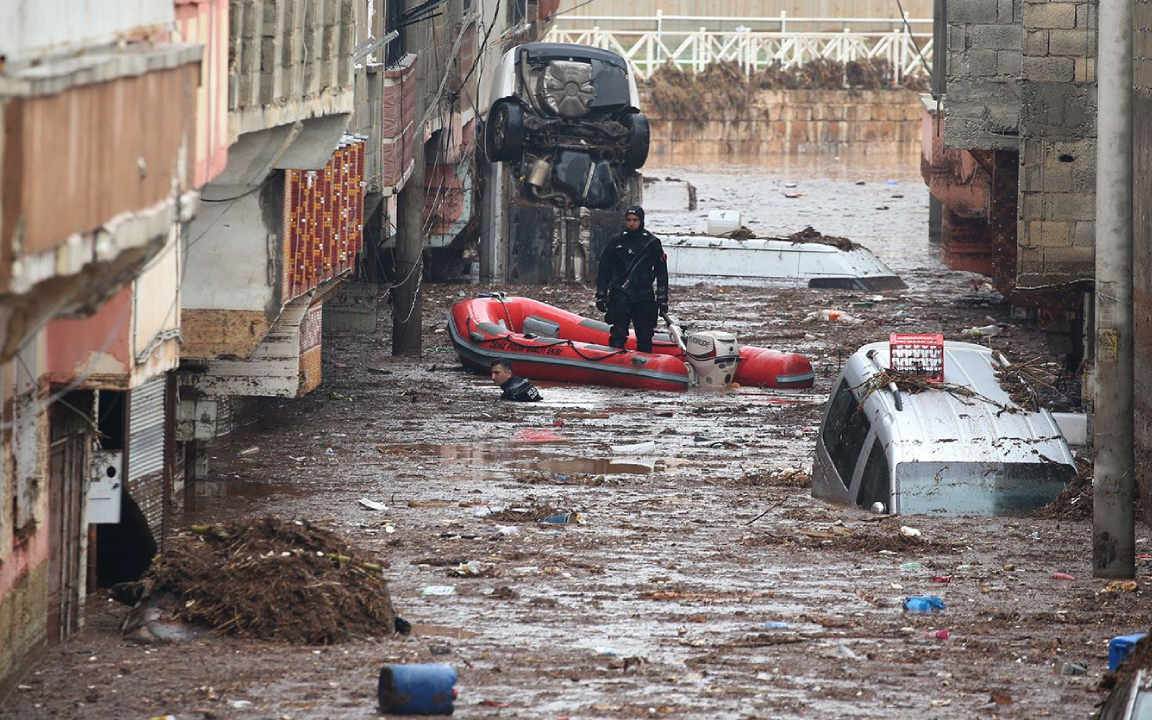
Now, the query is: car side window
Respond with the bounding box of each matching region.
[856,438,891,510]
[823,380,872,488]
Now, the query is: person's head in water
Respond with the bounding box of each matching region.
[624,205,645,232]
[489,360,513,385]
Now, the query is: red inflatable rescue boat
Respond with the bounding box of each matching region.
[448,295,814,392]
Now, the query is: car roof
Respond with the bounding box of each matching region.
[840,340,1074,466]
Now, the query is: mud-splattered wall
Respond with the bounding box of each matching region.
[642,88,924,158]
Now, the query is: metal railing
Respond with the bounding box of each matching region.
[544,13,933,83]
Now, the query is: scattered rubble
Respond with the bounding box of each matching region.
[1034,456,1094,520]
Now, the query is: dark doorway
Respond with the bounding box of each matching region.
[95,491,157,585]
[47,391,93,643]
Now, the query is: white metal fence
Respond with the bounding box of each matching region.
[544,14,933,83]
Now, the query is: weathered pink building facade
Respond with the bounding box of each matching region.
[0,0,232,698]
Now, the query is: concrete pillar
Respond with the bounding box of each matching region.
[1093,0,1135,579]
[392,1,426,356]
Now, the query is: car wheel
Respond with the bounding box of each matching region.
[621,112,650,171]
[485,101,525,163]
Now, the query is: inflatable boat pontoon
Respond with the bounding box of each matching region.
[448,295,814,392]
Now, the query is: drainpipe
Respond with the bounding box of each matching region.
[1093,0,1134,578]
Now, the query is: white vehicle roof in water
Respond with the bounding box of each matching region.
[660,233,906,291]
[846,340,1073,466]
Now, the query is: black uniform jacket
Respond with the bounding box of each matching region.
[596,229,669,302]
[500,376,542,402]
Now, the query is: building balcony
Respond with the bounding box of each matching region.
[181,136,365,379]
[227,0,357,141]
[44,226,184,390]
[0,37,201,364]
[176,0,232,188]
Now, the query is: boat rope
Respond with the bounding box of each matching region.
[493,294,516,331]
[464,316,633,362]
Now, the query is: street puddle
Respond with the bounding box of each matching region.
[192,478,306,499]
[409,624,479,639]
[380,443,558,462]
[526,458,662,475]
[185,479,307,521]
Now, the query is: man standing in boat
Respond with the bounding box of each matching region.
[595,205,669,353]
[490,360,543,402]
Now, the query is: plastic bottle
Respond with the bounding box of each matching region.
[903,596,946,614]
[925,629,950,640]
[962,324,1001,338]
[378,664,457,715]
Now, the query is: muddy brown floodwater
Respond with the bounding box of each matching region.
[7,157,1150,719]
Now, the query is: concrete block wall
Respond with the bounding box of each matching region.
[1133,0,1152,525]
[228,0,357,138]
[643,89,925,158]
[944,0,1023,149]
[1016,0,1097,288]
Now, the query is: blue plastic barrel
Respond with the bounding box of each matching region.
[1109,633,1148,671]
[378,663,457,715]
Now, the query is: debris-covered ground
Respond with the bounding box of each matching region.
[137,517,397,645]
[8,158,1150,719]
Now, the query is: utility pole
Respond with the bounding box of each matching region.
[392,0,426,356]
[1093,0,1134,578]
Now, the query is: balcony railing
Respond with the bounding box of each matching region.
[544,14,932,83]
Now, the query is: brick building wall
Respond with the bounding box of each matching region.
[1016,0,1098,289]
[1133,0,1152,524]
[943,0,1023,150]
[941,0,1097,292]
[644,89,925,158]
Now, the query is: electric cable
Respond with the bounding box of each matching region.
[893,0,931,78]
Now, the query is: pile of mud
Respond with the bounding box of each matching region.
[145,517,396,644]
[646,60,928,123]
[719,226,758,240]
[780,226,857,251]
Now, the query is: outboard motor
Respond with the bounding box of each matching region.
[684,330,740,388]
[664,315,739,389]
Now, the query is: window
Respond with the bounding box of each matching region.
[822,380,872,489]
[856,439,891,510]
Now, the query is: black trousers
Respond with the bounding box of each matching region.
[607,295,658,352]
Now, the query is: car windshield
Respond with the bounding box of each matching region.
[894,461,1075,515]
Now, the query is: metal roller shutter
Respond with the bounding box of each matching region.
[129,376,166,482]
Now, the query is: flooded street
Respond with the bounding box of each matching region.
[7,157,1146,718]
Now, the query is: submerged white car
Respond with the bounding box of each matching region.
[661,233,906,291]
[811,340,1076,515]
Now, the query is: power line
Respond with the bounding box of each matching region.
[893,0,931,78]
[200,174,276,203]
